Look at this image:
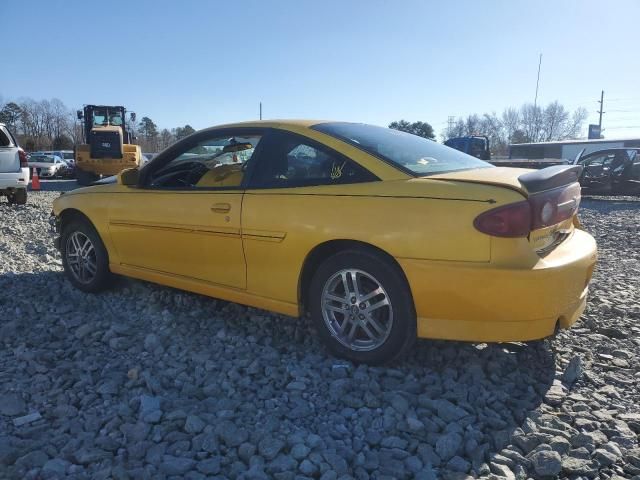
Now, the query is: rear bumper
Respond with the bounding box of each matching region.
[398,229,597,342]
[0,168,30,190]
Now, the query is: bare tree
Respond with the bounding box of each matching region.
[501,107,520,143]
[444,101,588,155]
[2,95,191,151]
[159,128,174,150]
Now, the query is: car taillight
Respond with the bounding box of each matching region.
[474,201,532,237]
[528,182,581,230]
[18,149,28,168]
[474,182,582,238]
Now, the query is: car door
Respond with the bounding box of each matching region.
[241,129,378,303]
[108,129,264,289]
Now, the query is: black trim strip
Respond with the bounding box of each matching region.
[243,191,496,203]
[109,221,240,238]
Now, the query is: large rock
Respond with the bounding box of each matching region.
[530,450,562,477]
[562,456,597,476]
[259,436,285,460]
[0,394,26,416]
[197,457,221,475]
[184,414,206,434]
[562,356,583,385]
[159,455,196,475]
[436,432,462,461]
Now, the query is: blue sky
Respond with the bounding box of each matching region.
[3,0,640,138]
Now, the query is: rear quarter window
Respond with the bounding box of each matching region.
[312,122,492,176]
[0,127,14,147]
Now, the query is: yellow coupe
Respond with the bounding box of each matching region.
[52,121,597,364]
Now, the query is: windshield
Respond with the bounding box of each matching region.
[93,110,107,126]
[312,122,492,176]
[93,108,123,127]
[31,155,54,163]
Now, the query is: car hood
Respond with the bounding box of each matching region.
[428,167,532,195]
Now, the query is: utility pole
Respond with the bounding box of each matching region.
[447,116,455,137]
[259,102,262,120]
[597,90,604,131]
[533,53,542,110]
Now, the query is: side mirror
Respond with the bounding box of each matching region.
[117,167,139,186]
[77,110,83,120]
[130,112,136,122]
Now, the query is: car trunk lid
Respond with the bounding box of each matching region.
[430,166,583,255]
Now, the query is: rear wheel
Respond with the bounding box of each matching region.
[6,189,27,205]
[309,249,416,364]
[61,220,112,292]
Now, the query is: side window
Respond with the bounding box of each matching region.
[249,131,377,188]
[0,128,13,147]
[148,133,262,189]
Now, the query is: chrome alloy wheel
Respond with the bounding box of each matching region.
[321,268,393,352]
[66,231,97,284]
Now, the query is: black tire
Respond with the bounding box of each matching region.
[14,189,27,205]
[61,220,112,293]
[309,249,416,365]
[76,169,99,186]
[6,189,26,205]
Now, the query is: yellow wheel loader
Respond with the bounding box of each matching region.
[74,105,142,185]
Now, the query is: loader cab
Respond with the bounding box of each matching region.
[77,105,136,159]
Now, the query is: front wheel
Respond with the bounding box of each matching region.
[309,249,416,365]
[61,220,112,292]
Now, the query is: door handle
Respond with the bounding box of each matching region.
[211,203,231,213]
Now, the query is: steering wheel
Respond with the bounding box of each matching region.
[184,163,209,186]
[151,161,208,187]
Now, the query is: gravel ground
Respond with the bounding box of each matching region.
[0,188,639,480]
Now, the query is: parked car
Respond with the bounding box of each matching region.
[42,150,75,166]
[28,154,68,178]
[574,148,640,194]
[57,159,75,178]
[51,121,597,364]
[0,123,29,204]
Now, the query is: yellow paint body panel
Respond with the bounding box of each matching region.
[75,143,141,176]
[53,121,598,343]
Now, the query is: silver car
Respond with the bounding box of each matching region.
[28,154,67,178]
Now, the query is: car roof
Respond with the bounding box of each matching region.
[210,119,329,130]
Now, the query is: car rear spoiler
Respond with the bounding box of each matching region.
[518,165,583,193]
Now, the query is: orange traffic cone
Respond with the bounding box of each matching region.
[31,168,41,191]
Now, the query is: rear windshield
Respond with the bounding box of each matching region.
[312,122,493,176]
[31,155,54,163]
